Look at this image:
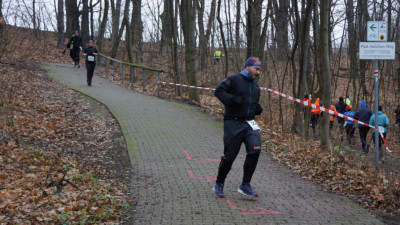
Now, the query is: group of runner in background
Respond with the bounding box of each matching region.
[307,94,396,162]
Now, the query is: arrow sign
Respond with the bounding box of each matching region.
[367,21,387,42]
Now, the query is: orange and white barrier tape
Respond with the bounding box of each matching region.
[158,81,390,152]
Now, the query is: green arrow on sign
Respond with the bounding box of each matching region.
[370,24,377,31]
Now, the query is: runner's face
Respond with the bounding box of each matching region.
[88,43,93,47]
[246,66,262,80]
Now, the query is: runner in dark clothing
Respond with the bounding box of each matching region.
[66,35,74,64]
[335,96,347,134]
[83,40,98,86]
[354,100,373,153]
[69,30,83,68]
[394,105,400,128]
[213,57,263,198]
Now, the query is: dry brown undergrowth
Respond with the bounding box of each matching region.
[0,28,131,224]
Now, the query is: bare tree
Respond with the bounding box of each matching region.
[272,0,289,60]
[170,0,182,96]
[122,0,132,62]
[181,0,199,102]
[197,0,216,70]
[160,0,173,51]
[291,0,312,135]
[56,0,65,48]
[89,0,101,39]
[345,0,358,107]
[217,0,228,77]
[81,0,89,44]
[246,0,263,58]
[110,0,121,58]
[319,0,331,151]
[357,0,369,101]
[131,0,143,62]
[97,0,109,52]
[65,0,79,37]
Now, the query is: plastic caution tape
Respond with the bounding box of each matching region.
[158,81,390,152]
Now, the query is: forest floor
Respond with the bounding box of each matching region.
[0,28,134,223]
[1,26,400,223]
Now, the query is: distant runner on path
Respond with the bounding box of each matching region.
[83,40,98,86]
[69,30,83,68]
[213,57,263,198]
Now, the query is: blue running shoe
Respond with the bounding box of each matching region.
[213,183,224,198]
[238,183,258,197]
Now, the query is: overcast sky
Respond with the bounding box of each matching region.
[2,0,397,48]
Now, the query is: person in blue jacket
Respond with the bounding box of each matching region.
[354,100,373,153]
[344,105,356,145]
[369,105,389,162]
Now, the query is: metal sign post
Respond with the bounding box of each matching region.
[373,61,379,169]
[360,21,395,170]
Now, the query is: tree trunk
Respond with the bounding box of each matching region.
[385,0,392,79]
[258,1,271,61]
[199,0,216,70]
[131,0,143,62]
[97,0,109,53]
[169,0,182,96]
[110,0,122,58]
[273,0,289,60]
[90,0,94,39]
[197,0,206,69]
[291,0,312,135]
[33,0,38,38]
[346,0,357,107]
[65,0,79,37]
[319,0,331,151]
[234,0,241,71]
[122,0,132,62]
[160,0,173,52]
[111,0,130,59]
[313,0,322,97]
[181,0,199,102]
[357,0,369,99]
[0,0,3,39]
[81,0,89,45]
[56,0,65,48]
[217,0,228,77]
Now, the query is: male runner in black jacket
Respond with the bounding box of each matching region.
[69,30,83,68]
[213,57,263,198]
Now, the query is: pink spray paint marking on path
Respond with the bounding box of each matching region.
[188,170,218,182]
[184,150,221,163]
[225,200,282,215]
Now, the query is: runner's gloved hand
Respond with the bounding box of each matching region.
[233,96,243,105]
[80,47,82,50]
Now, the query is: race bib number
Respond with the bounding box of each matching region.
[247,120,260,130]
[88,56,95,62]
[378,126,385,133]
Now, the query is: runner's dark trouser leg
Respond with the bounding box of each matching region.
[86,62,96,84]
[242,127,261,184]
[216,120,245,184]
[359,127,369,150]
[74,48,81,65]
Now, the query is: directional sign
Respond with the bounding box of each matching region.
[367,21,387,41]
[359,42,395,60]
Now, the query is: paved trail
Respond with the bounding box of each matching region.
[45,63,383,225]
